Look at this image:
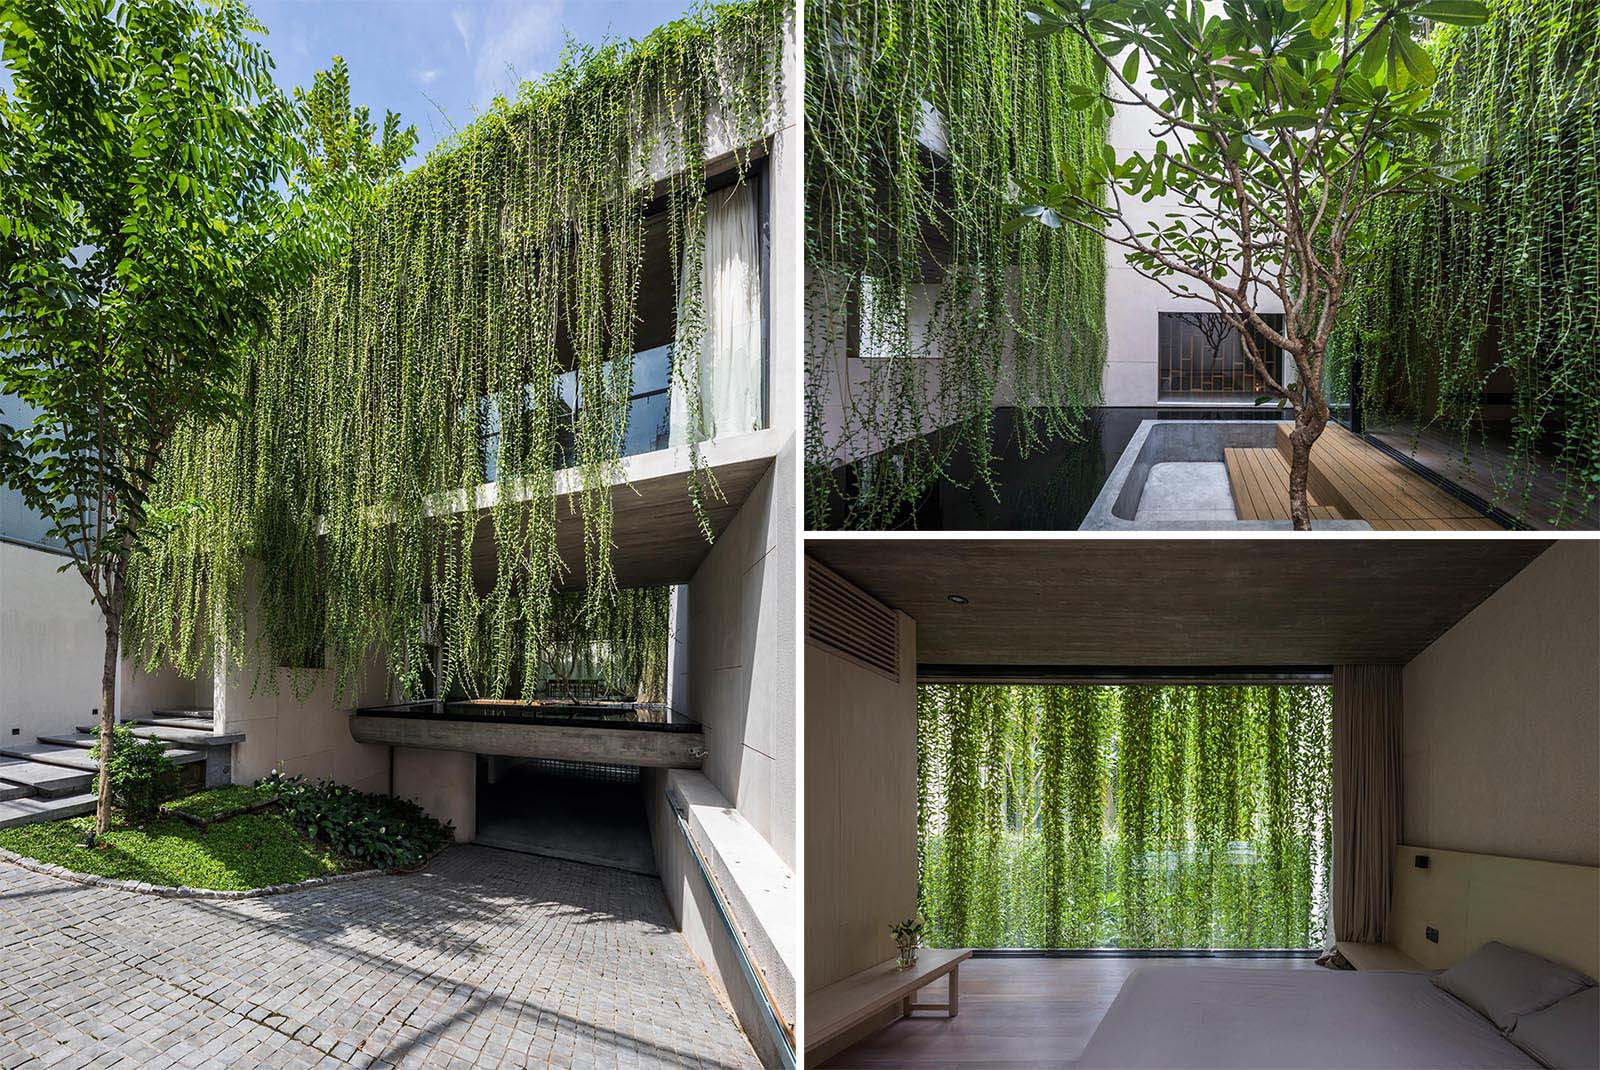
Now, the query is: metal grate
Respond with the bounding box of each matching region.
[806,558,900,681]
[525,759,640,783]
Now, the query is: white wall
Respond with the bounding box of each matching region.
[2,540,220,741]
[0,541,104,741]
[1403,541,1600,867]
[1101,58,1285,406]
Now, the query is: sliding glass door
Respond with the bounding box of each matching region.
[917,684,1332,950]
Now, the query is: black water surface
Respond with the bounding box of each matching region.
[821,406,1287,531]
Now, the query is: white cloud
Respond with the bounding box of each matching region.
[451,6,475,53]
[418,67,441,86]
[472,0,564,104]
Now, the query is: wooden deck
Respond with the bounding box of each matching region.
[1224,423,1501,529]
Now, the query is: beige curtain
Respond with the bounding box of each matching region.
[1332,664,1404,944]
[669,183,763,447]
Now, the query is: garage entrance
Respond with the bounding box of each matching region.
[474,756,657,875]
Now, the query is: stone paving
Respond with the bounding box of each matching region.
[0,846,758,1070]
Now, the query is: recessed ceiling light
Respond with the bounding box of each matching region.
[947,594,969,605]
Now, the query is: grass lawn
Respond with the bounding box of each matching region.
[162,782,280,824]
[0,805,360,891]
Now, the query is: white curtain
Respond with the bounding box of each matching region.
[670,183,763,447]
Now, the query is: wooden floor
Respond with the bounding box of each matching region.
[1369,422,1599,530]
[818,956,1320,1069]
[1224,422,1502,529]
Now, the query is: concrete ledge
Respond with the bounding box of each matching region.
[1081,419,1374,530]
[666,768,797,1041]
[350,713,706,769]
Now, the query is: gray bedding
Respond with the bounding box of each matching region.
[1076,966,1540,1068]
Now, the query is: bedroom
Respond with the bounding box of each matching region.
[803,538,1599,1069]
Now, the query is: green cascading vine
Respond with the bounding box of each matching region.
[804,0,1109,529]
[917,684,1333,949]
[1328,0,1600,526]
[124,0,787,701]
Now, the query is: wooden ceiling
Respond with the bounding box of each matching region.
[804,538,1554,668]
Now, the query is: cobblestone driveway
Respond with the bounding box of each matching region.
[0,846,757,1070]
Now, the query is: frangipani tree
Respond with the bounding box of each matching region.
[1017,0,1488,528]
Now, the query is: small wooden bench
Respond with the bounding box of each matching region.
[1336,940,1427,972]
[806,948,972,1060]
[1223,447,1344,522]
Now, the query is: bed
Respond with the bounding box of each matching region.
[1075,965,1541,1068]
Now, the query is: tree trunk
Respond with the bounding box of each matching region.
[1287,404,1330,532]
[94,612,119,835]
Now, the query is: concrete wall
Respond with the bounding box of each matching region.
[684,0,802,871]
[215,641,391,795]
[804,608,919,990]
[685,443,797,870]
[1402,541,1600,867]
[643,19,801,1065]
[1,541,105,742]
[394,748,475,843]
[647,768,796,1069]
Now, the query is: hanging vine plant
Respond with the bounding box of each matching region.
[804,0,1110,529]
[1329,0,1599,526]
[124,0,788,700]
[917,683,1333,950]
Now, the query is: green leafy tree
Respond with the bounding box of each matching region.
[0,0,412,836]
[1017,0,1489,528]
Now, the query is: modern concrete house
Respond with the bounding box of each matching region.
[0,11,799,1068]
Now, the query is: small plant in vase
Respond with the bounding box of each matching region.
[890,915,924,970]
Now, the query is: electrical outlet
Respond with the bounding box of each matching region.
[1426,927,1439,943]
[1415,854,1430,868]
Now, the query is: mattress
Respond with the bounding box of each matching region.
[1075,965,1539,1068]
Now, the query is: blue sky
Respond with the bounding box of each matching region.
[251,0,698,164]
[0,3,698,165]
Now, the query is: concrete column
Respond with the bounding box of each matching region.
[667,584,691,718]
[394,747,476,843]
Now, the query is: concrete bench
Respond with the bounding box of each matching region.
[807,948,972,1060]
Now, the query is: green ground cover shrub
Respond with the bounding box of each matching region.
[262,773,452,870]
[0,812,354,891]
[161,783,282,826]
[89,726,178,823]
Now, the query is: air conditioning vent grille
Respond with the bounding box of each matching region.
[806,559,899,681]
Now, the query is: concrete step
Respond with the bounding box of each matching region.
[0,792,97,829]
[75,724,242,748]
[0,759,94,798]
[149,707,214,722]
[56,734,210,766]
[0,768,36,802]
[0,744,100,773]
[128,716,222,732]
